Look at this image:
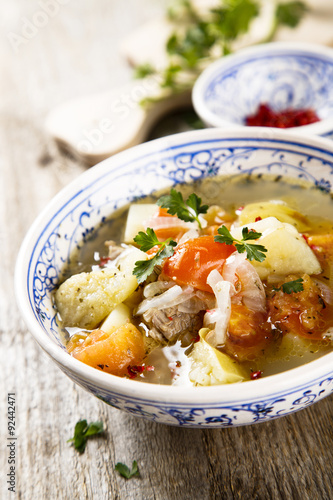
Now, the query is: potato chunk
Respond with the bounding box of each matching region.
[239,201,310,232]
[189,329,248,386]
[231,217,321,280]
[69,323,145,376]
[55,247,147,329]
[124,204,157,244]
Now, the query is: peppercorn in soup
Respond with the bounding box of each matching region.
[54,175,333,385]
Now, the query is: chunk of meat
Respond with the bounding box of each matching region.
[142,306,203,344]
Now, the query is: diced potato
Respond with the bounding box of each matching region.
[101,303,131,334]
[231,217,321,280]
[239,201,310,232]
[124,204,158,244]
[117,246,148,276]
[189,329,248,386]
[55,247,148,329]
[70,323,145,376]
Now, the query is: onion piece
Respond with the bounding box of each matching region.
[178,228,200,245]
[223,252,266,313]
[143,281,175,298]
[136,284,195,315]
[204,270,232,347]
[313,279,333,305]
[178,289,215,314]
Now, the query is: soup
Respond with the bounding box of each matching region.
[54,175,333,386]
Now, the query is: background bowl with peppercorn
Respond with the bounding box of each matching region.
[15,127,333,428]
[192,42,333,139]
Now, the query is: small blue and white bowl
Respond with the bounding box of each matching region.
[192,42,333,140]
[15,128,333,428]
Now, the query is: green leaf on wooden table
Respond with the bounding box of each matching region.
[67,419,104,454]
[115,460,140,479]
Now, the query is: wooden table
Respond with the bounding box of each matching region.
[1,1,332,499]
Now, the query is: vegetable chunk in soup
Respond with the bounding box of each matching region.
[54,176,333,386]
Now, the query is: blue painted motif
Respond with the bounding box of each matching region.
[24,134,333,427]
[203,52,333,131]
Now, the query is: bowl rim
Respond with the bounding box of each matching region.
[192,41,333,135]
[15,127,333,405]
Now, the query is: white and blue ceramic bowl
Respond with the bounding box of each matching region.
[192,42,333,140]
[15,128,333,427]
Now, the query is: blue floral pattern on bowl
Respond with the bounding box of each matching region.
[16,129,333,427]
[193,43,333,138]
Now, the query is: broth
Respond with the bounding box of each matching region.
[56,174,333,385]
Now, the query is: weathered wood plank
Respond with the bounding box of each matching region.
[0,1,332,500]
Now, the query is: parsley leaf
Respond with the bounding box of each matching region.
[133,229,177,283]
[115,460,140,479]
[211,0,260,54]
[214,225,267,262]
[275,1,308,29]
[265,1,307,42]
[133,227,161,252]
[134,63,156,79]
[157,189,208,229]
[274,278,304,294]
[67,420,104,454]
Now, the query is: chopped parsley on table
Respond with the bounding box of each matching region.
[115,460,140,479]
[67,419,104,453]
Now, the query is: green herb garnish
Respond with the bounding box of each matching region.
[275,1,308,29]
[133,228,177,283]
[115,460,140,479]
[214,225,267,262]
[274,278,304,294]
[157,189,208,229]
[134,0,307,94]
[67,420,104,454]
[265,1,308,41]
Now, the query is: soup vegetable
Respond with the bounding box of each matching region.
[55,177,333,386]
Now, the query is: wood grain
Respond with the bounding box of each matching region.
[0,1,332,499]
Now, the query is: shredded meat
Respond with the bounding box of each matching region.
[142,306,203,344]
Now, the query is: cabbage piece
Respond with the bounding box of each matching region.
[231,217,321,280]
[55,247,147,329]
[204,270,232,346]
[135,284,195,315]
[239,201,310,232]
[189,329,249,386]
[222,252,266,313]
